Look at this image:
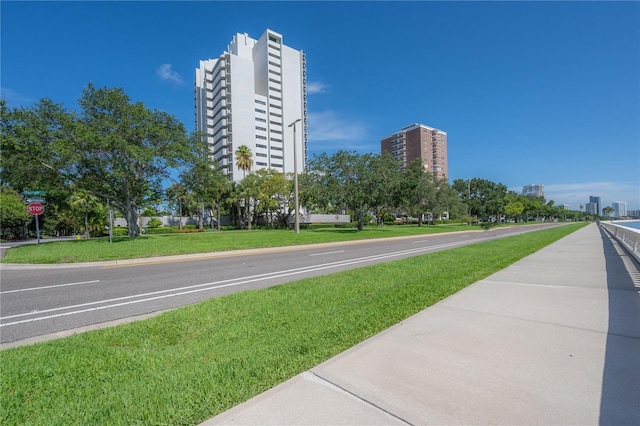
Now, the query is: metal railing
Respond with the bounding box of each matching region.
[600,221,640,263]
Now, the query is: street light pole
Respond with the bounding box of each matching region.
[288,118,302,233]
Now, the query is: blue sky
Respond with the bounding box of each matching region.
[2,1,639,211]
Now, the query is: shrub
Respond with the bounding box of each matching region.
[146,218,163,228]
[176,228,204,233]
[145,227,176,234]
[480,221,499,230]
[112,227,128,237]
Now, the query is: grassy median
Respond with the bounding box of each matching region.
[2,224,478,264]
[0,223,586,425]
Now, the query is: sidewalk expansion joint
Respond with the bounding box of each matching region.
[440,304,618,337]
[303,371,412,425]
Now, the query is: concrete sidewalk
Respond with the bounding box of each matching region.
[203,224,640,425]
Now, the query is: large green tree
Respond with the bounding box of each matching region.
[0,187,31,239]
[368,153,402,226]
[0,99,76,224]
[307,151,385,231]
[453,178,507,221]
[252,169,291,228]
[399,159,436,226]
[69,190,101,238]
[180,134,231,230]
[71,84,191,237]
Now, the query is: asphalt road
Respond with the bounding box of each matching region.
[0,224,562,347]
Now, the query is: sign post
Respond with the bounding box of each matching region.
[27,203,45,244]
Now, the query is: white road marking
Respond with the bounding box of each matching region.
[309,250,345,256]
[1,280,100,294]
[1,237,487,327]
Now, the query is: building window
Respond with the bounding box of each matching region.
[256,126,267,131]
[255,108,266,114]
[256,143,267,148]
[257,153,267,157]
[257,161,268,166]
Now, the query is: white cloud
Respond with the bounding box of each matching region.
[306,110,376,154]
[307,81,328,94]
[156,64,184,84]
[308,110,366,141]
[0,87,36,107]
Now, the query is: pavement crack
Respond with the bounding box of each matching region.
[303,371,413,425]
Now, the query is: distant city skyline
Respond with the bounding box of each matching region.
[2,2,638,210]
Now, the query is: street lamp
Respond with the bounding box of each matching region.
[288,118,302,233]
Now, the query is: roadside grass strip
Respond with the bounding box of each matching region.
[0,223,585,425]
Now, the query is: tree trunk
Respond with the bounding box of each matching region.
[124,200,139,237]
[84,211,90,239]
[216,199,221,231]
[357,211,364,231]
[246,197,252,231]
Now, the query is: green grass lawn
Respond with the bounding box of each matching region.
[3,223,482,264]
[0,223,586,425]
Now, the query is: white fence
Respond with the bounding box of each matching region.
[113,216,201,228]
[297,214,351,224]
[600,221,640,264]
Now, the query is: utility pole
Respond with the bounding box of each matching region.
[288,118,302,233]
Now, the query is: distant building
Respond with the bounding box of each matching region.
[522,184,544,198]
[589,196,601,216]
[585,202,599,215]
[562,204,570,210]
[612,201,627,218]
[195,29,307,182]
[380,123,448,180]
[628,209,640,219]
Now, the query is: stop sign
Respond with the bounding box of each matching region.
[27,203,45,215]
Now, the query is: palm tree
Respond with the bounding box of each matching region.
[69,190,101,239]
[234,145,253,229]
[235,145,253,178]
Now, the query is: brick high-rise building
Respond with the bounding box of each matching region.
[381,123,448,180]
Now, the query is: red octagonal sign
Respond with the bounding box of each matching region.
[27,202,45,216]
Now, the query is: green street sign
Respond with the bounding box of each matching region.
[22,190,46,196]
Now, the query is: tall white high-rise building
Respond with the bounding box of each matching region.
[195,29,307,181]
[612,201,627,218]
[522,184,544,198]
